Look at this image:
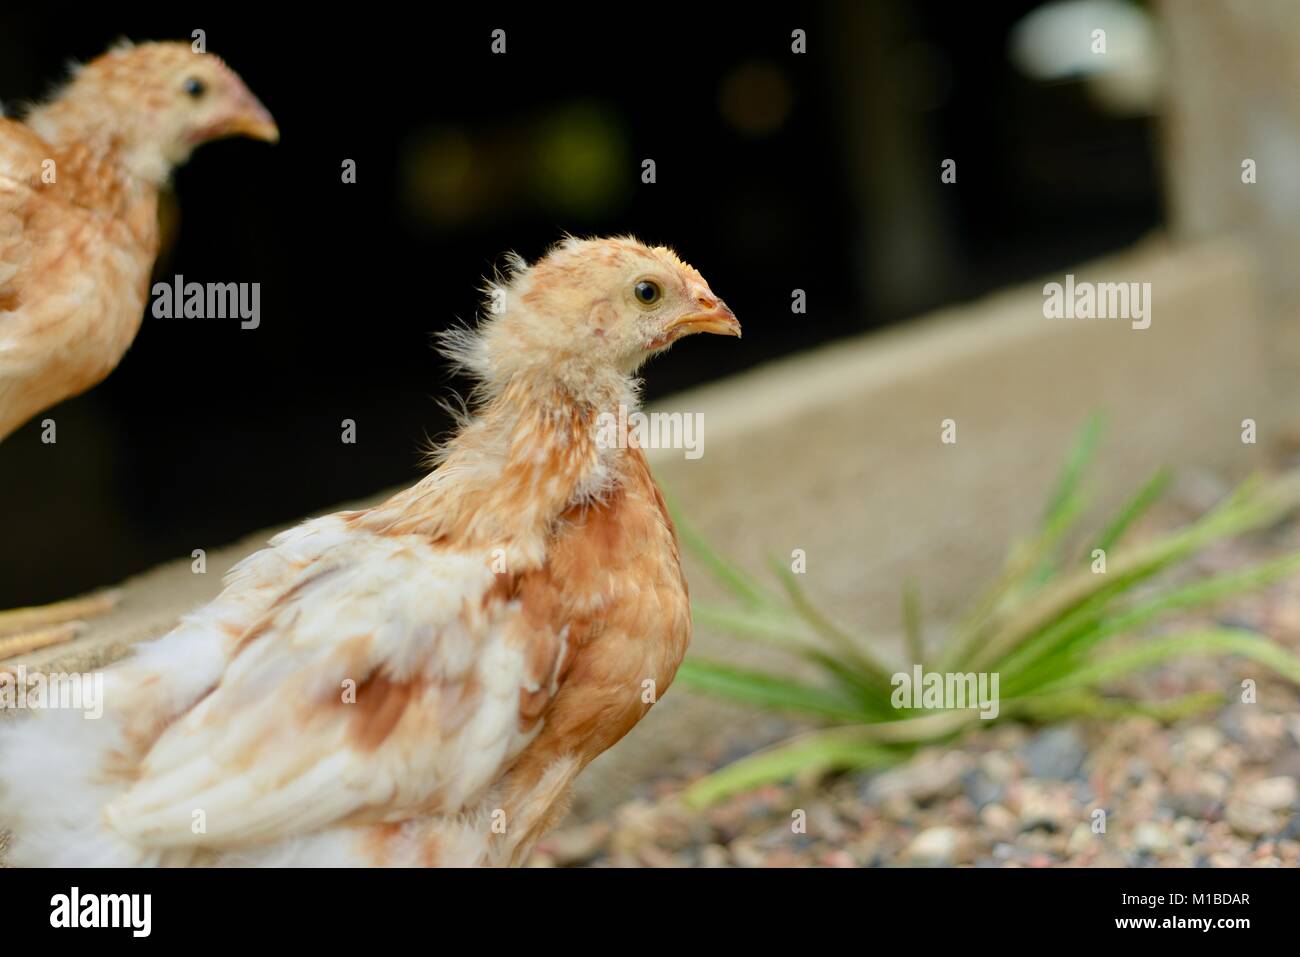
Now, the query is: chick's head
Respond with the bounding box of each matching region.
[460,236,740,395]
[40,41,278,181]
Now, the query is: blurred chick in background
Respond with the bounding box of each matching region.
[0,237,740,866]
[0,40,278,650]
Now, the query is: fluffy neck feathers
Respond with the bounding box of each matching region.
[361,256,654,557]
[357,371,640,564]
[27,99,174,187]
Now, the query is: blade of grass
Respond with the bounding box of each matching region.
[1006,688,1223,723]
[675,658,870,723]
[1023,413,1106,588]
[942,518,1084,671]
[692,603,817,650]
[692,603,895,702]
[1032,628,1300,695]
[1094,466,1171,554]
[1095,551,1300,644]
[668,495,781,611]
[966,476,1300,674]
[940,490,1096,672]
[1041,413,1105,527]
[802,649,897,711]
[1002,551,1300,694]
[902,579,925,668]
[994,587,1125,694]
[1026,487,1091,589]
[767,557,895,683]
[681,731,906,808]
[682,707,997,808]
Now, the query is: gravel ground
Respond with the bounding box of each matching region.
[532,510,1300,868]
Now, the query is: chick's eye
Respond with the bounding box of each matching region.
[633,280,662,306]
[183,77,207,99]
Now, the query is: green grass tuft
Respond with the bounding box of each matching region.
[674,419,1300,807]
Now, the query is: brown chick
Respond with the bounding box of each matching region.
[0,41,277,650]
[0,235,740,866]
[0,40,278,439]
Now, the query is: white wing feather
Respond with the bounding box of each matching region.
[103,520,539,848]
[0,514,559,863]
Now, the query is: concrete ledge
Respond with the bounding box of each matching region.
[2,235,1275,821]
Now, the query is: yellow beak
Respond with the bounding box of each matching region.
[666,301,741,339]
[224,95,280,143]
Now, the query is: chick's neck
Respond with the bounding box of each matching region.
[355,370,641,557]
[28,98,174,190]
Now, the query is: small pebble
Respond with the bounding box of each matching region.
[1134,822,1172,854]
[905,826,959,866]
[1225,801,1277,837]
[1243,776,1297,811]
[1020,725,1087,780]
[980,803,1017,835]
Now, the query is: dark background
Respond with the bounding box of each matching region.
[0,2,1161,605]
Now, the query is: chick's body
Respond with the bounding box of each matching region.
[0,122,160,438]
[0,236,739,866]
[0,41,276,440]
